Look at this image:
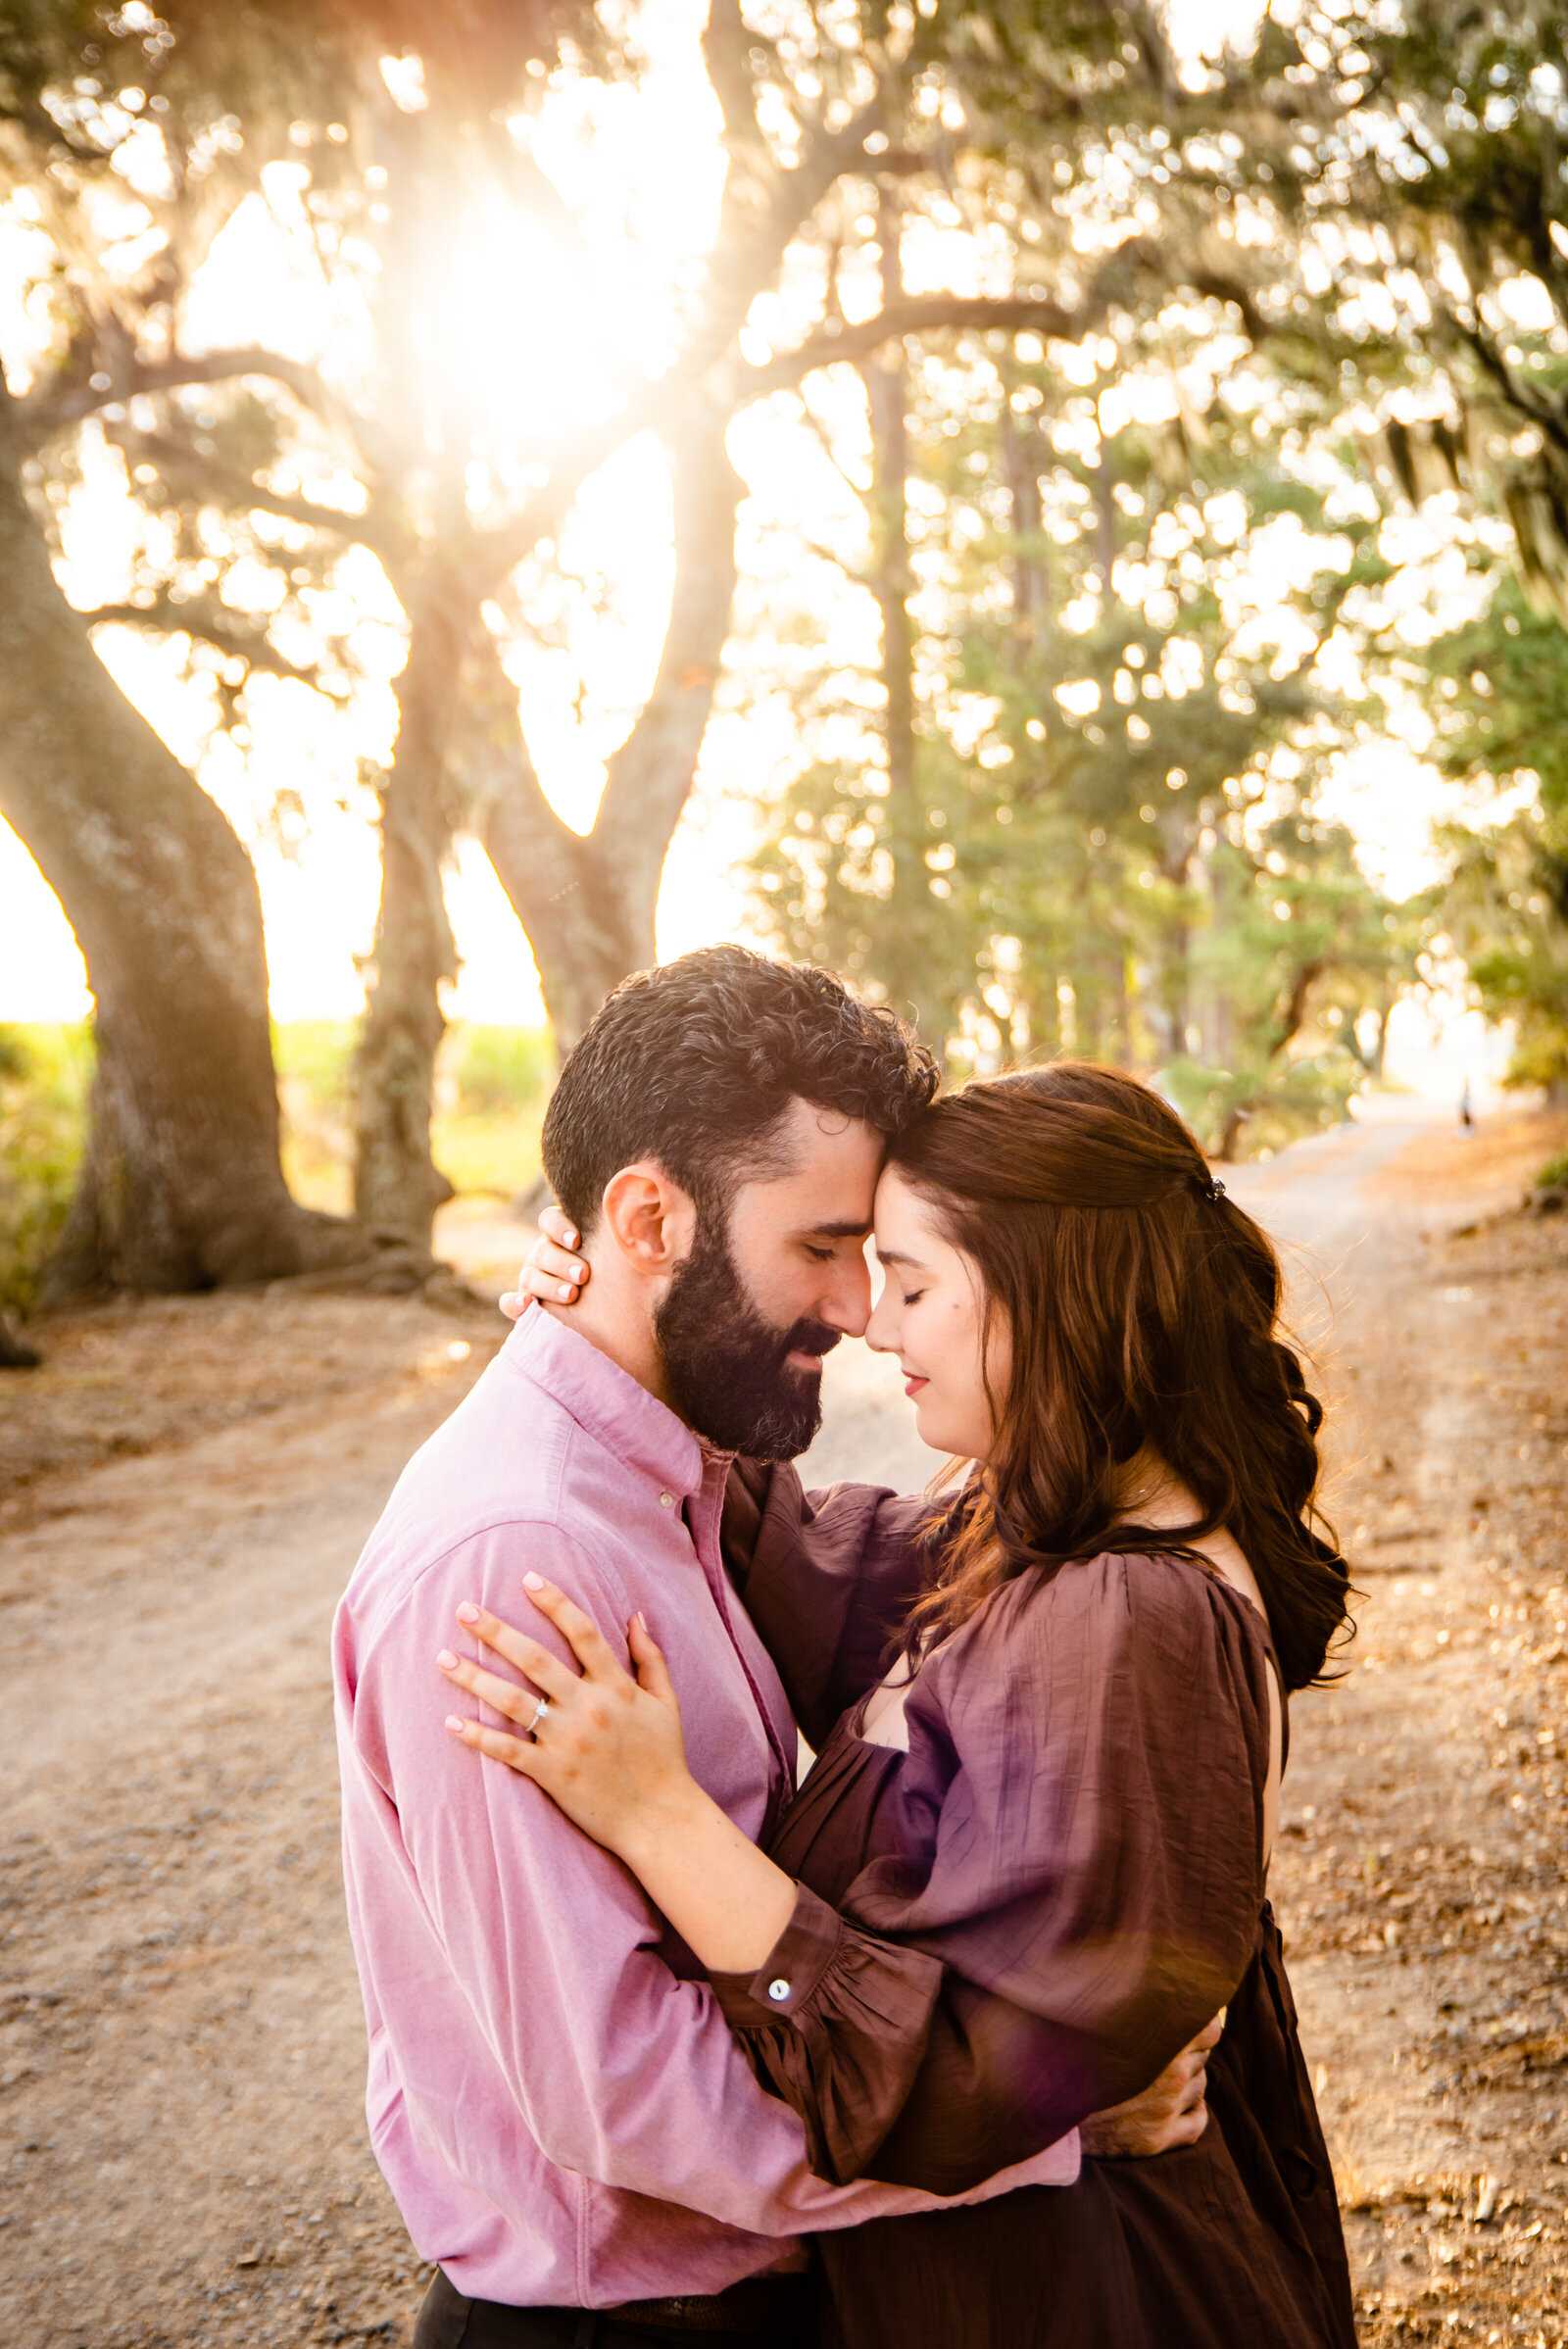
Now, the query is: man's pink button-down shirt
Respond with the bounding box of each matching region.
[333,1306,1076,2309]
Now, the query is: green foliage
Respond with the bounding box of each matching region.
[271,1021,356,1212]
[448,1026,557,1118]
[434,1026,557,1204]
[1415,572,1568,1097]
[750,327,1420,1156]
[1539,1151,1568,1190]
[0,1025,91,1317]
[273,1021,554,1213]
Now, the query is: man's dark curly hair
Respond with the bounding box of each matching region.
[542,947,939,1238]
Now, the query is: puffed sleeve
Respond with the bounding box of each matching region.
[722,1458,944,1747]
[708,1884,948,2185]
[711,1551,1274,2193]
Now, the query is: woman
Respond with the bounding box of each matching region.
[440,1064,1356,2347]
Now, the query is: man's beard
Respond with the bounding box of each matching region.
[655,1217,841,1460]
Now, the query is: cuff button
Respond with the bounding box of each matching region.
[766,1979,792,2003]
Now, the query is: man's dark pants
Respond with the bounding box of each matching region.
[414,2267,818,2349]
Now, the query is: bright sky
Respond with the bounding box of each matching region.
[0,0,1523,1099]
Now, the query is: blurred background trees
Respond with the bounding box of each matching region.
[1414,574,1568,1104]
[747,312,1420,1154]
[5,0,1568,1305]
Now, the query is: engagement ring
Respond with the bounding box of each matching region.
[528,1695,551,1737]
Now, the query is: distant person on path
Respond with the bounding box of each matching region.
[484,1055,1357,2347]
[1458,1078,1475,1133]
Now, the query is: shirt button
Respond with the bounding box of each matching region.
[659,1492,673,1509]
[767,1979,791,2003]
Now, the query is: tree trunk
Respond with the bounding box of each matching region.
[477,696,646,1049]
[861,185,948,1052]
[352,580,466,1243]
[0,383,367,1296]
[475,406,742,1052]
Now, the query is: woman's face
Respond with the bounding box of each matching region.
[865,1166,1008,1461]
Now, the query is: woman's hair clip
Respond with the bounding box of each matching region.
[1191,1172,1227,1204]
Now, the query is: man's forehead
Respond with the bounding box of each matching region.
[736,1099,885,1228]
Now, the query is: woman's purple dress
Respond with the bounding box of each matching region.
[712,1464,1355,2349]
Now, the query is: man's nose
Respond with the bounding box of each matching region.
[820,1249,873,1338]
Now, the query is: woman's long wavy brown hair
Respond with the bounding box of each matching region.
[890,1062,1350,1692]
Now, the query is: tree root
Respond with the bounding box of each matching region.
[0,1308,42,1369]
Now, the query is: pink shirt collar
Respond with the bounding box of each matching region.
[501,1302,723,1503]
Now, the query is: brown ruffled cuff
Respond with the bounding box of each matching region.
[709,1884,945,2185]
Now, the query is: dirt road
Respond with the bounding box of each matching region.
[1,1104,1565,2348]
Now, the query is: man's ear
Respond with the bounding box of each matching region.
[598,1161,699,1278]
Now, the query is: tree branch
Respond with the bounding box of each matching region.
[591,401,743,906]
[472,405,666,589]
[1455,315,1568,468]
[703,96,885,360]
[75,591,342,692]
[24,344,329,428]
[105,425,406,563]
[20,342,398,493]
[798,386,872,505]
[1184,268,1268,346]
[743,293,1088,393]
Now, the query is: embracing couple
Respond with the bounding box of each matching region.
[333,947,1356,2349]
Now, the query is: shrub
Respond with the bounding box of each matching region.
[447,1025,556,1118]
[0,1024,91,1316]
[273,1021,358,1214]
[434,1025,556,1201]
[272,1019,557,1211]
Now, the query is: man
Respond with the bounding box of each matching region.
[334,948,1208,2349]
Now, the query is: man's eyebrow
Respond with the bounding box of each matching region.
[799,1218,873,1241]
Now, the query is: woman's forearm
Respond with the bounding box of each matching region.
[616,1786,799,1974]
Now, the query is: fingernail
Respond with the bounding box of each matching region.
[633,1610,647,1630]
[564,1228,577,1248]
[456,1602,479,1625]
[558,1284,574,1301]
[523,1571,545,1591]
[437,1648,459,1670]
[444,1716,466,1735]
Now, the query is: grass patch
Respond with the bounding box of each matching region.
[273,1021,356,1215]
[274,1020,555,1215]
[0,1024,92,1317]
[1539,1150,1568,1191]
[0,1022,555,1292]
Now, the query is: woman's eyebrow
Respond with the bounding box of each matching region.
[875,1247,929,1270]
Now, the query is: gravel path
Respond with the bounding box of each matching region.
[1,1102,1565,2347]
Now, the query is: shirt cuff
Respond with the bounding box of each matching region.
[709,1882,845,2028]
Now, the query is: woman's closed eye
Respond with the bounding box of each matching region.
[903,1289,926,1307]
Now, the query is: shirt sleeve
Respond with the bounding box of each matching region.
[721,1459,941,1747]
[350,1517,937,2238]
[709,1553,1273,2193]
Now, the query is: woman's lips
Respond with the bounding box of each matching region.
[904,1375,929,1398]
